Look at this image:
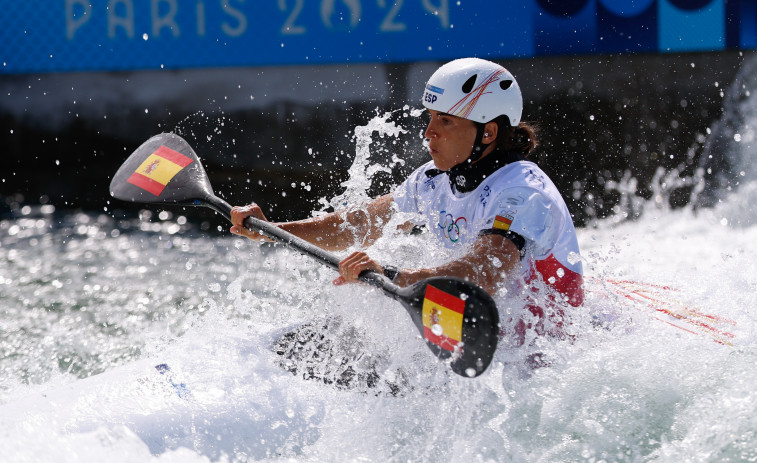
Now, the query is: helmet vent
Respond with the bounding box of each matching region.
[500,80,513,90]
[461,75,477,93]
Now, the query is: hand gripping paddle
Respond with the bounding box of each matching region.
[110,133,500,377]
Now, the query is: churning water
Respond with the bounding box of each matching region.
[2,61,757,462]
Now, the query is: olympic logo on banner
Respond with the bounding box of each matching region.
[438,211,467,243]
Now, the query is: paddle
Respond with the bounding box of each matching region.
[110,133,500,378]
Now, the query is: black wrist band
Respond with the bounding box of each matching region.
[383,265,400,282]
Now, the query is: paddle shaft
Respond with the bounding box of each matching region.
[203,195,401,299]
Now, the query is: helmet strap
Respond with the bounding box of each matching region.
[468,123,491,164]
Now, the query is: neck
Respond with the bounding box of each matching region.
[426,146,526,193]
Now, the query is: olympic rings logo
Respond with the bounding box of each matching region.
[438,211,467,243]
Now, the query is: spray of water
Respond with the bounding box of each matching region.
[319,109,408,212]
[3,58,757,461]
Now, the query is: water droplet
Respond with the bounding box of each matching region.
[567,252,581,265]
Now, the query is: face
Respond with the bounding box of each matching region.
[423,109,478,171]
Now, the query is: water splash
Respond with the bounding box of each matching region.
[5,63,757,462]
[319,109,408,212]
[697,53,757,207]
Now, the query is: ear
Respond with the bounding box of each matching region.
[483,121,498,144]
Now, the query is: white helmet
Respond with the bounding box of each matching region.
[422,58,522,127]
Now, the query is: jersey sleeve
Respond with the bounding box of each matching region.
[481,187,565,257]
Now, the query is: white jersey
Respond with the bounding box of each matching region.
[394,159,584,306]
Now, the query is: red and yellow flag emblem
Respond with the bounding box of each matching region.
[493,214,513,231]
[126,146,193,196]
[422,285,465,352]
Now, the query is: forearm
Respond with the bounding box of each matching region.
[395,260,504,295]
[278,194,394,251]
[277,208,369,251]
[393,235,521,295]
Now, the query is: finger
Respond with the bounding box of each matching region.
[339,253,368,281]
[231,203,270,238]
[230,206,248,228]
[332,276,346,286]
[342,253,380,282]
[338,252,357,273]
[231,226,252,237]
[247,203,268,222]
[231,203,259,222]
[342,251,368,267]
[346,253,379,273]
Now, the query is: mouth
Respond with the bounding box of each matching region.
[426,142,438,155]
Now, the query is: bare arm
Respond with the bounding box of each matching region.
[397,234,521,294]
[335,233,522,295]
[230,193,396,251]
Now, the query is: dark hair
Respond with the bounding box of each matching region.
[492,115,539,158]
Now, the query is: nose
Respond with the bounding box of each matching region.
[424,118,437,139]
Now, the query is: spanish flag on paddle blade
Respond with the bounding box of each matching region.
[422,285,465,352]
[126,146,194,196]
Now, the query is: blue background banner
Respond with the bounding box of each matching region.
[1,0,755,74]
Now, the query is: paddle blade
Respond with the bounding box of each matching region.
[398,277,499,378]
[110,133,214,206]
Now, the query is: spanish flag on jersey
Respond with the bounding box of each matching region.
[126,146,193,196]
[493,214,513,231]
[422,285,465,352]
